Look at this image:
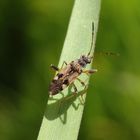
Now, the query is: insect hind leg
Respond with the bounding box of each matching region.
[62,83,78,100]
[72,83,78,94]
[76,78,87,89]
[58,83,87,111]
[67,83,86,104]
[71,83,86,105]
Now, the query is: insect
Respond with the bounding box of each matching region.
[49,22,97,96]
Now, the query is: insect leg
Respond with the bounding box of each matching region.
[72,83,78,94]
[60,61,67,69]
[61,83,78,99]
[50,64,59,71]
[50,61,67,71]
[76,78,86,87]
[76,78,87,103]
[59,83,87,107]
[87,22,94,56]
[72,82,87,105]
[59,83,78,105]
[72,83,86,104]
[82,69,97,76]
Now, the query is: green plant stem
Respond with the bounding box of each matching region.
[37,0,101,139]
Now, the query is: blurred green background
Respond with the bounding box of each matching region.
[0,0,140,140]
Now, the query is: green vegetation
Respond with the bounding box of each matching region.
[0,0,140,140]
[37,0,101,140]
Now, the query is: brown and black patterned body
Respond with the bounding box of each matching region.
[49,22,97,95]
[49,60,83,95]
[49,53,95,95]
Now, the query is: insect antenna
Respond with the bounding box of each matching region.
[95,51,120,57]
[87,22,94,57]
[103,52,120,56]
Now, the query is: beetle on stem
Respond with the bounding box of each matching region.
[49,22,97,96]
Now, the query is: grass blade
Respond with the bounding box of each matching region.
[37,0,101,139]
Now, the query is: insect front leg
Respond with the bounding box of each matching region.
[60,61,67,69]
[50,64,59,71]
[82,69,97,76]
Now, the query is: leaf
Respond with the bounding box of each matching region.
[37,0,101,139]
